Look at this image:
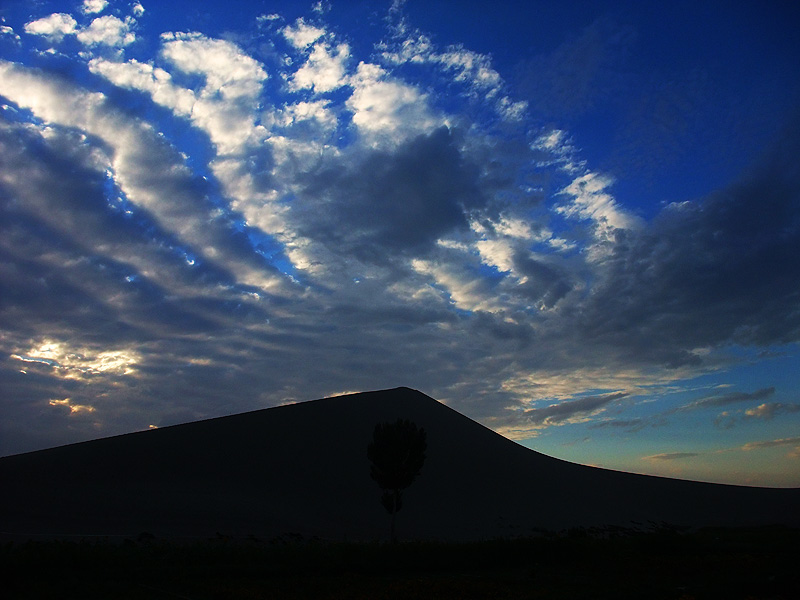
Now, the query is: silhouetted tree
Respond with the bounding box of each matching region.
[367,419,427,543]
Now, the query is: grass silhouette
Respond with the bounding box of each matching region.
[3,526,799,599]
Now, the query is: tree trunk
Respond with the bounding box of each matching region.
[390,489,399,543]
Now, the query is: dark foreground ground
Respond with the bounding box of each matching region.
[3,526,798,599]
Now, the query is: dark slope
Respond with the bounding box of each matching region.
[2,387,798,541]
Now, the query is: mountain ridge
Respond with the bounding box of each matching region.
[2,387,798,541]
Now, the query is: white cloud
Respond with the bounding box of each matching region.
[1,25,21,43]
[13,339,140,379]
[77,15,136,47]
[132,3,145,18]
[160,32,266,101]
[438,45,502,93]
[497,96,527,121]
[0,116,246,308]
[276,100,337,130]
[558,172,630,228]
[547,237,577,252]
[743,402,800,420]
[411,258,502,313]
[208,155,292,241]
[89,58,196,116]
[556,171,641,259]
[82,0,108,15]
[530,127,640,258]
[89,35,305,274]
[257,14,281,26]
[538,129,566,151]
[24,10,137,49]
[282,18,324,49]
[436,239,470,252]
[382,33,434,64]
[531,129,584,173]
[0,60,288,294]
[289,41,350,93]
[746,403,777,419]
[382,30,524,121]
[475,239,514,273]
[49,398,97,414]
[157,32,268,154]
[495,216,534,239]
[500,366,677,405]
[24,13,77,42]
[347,61,440,146]
[472,215,566,283]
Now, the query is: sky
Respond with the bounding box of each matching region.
[0,0,799,487]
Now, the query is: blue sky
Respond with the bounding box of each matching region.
[1,0,799,487]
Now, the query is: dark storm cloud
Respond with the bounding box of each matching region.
[524,391,628,425]
[0,120,255,344]
[0,208,267,345]
[297,127,485,264]
[0,111,285,438]
[323,301,458,330]
[512,251,573,309]
[0,219,138,342]
[0,114,266,294]
[568,113,800,368]
[469,311,534,344]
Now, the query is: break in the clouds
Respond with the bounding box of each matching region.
[0,0,798,486]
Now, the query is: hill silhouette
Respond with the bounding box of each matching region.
[2,387,798,541]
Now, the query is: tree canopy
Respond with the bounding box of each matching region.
[367,419,427,541]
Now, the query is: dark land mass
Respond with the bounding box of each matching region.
[3,527,799,599]
[3,388,800,598]
[2,387,799,542]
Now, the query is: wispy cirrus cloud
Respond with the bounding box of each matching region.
[677,387,776,412]
[644,452,700,461]
[741,437,800,452]
[589,418,645,431]
[524,392,629,426]
[740,436,800,459]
